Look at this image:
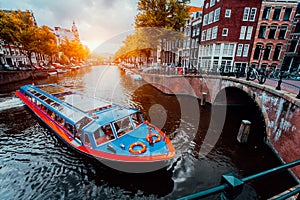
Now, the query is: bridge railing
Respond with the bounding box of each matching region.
[178,159,300,200]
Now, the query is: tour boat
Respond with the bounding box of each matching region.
[15,84,175,173]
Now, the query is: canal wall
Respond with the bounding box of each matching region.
[141,73,300,180]
[0,71,48,85]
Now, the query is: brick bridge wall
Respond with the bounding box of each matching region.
[141,73,300,179]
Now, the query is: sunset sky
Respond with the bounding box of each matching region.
[1,0,203,53]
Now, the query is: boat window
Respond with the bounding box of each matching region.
[132,113,143,127]
[84,133,92,148]
[113,117,133,137]
[65,122,74,135]
[39,95,46,100]
[93,124,115,146]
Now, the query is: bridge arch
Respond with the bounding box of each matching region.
[213,86,268,145]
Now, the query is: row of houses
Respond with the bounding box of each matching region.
[0,10,80,68]
[160,0,300,74]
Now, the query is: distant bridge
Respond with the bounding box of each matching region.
[141,73,300,180]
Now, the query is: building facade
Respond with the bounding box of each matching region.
[281,2,300,73]
[198,0,261,73]
[249,0,299,72]
[181,6,203,69]
[54,21,80,45]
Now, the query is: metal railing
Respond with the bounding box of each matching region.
[178,159,300,200]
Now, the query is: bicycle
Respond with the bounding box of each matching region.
[245,66,267,84]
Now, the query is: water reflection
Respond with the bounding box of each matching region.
[0,65,297,199]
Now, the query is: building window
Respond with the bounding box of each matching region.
[246,26,253,40]
[283,7,292,21]
[222,28,228,36]
[262,7,271,20]
[278,26,287,39]
[225,9,231,18]
[214,7,220,22]
[239,26,247,40]
[236,44,243,57]
[201,30,207,41]
[212,26,218,39]
[249,8,257,22]
[215,43,221,55]
[268,25,277,39]
[243,7,250,21]
[273,7,282,20]
[210,0,215,7]
[273,45,281,61]
[289,39,298,52]
[263,46,272,60]
[206,28,212,40]
[243,44,249,57]
[253,45,261,60]
[203,14,208,26]
[223,44,234,56]
[258,25,267,38]
[208,11,214,24]
[229,44,235,56]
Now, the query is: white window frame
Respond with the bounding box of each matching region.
[225,9,231,18]
[208,11,214,24]
[239,26,247,40]
[243,7,250,21]
[210,0,215,7]
[246,26,253,40]
[214,7,220,22]
[212,26,218,39]
[236,44,243,57]
[215,43,221,55]
[243,44,250,57]
[203,14,208,26]
[206,28,212,41]
[249,8,257,22]
[201,30,207,41]
[222,28,228,36]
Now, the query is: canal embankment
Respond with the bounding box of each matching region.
[0,70,50,85]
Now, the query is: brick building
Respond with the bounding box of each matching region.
[198,0,262,73]
[181,6,203,69]
[249,0,299,72]
[281,2,300,73]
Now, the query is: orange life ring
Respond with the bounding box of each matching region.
[146,133,161,144]
[129,142,147,154]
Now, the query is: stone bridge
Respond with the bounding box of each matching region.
[141,73,300,180]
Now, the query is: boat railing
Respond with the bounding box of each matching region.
[178,159,300,200]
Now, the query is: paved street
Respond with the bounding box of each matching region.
[265,78,300,95]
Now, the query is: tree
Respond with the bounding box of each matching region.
[0,11,21,45]
[37,26,58,63]
[115,0,189,65]
[135,0,190,31]
[14,10,40,66]
[59,39,90,64]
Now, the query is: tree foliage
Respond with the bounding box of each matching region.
[59,39,89,63]
[135,0,190,31]
[115,0,189,64]
[0,10,89,65]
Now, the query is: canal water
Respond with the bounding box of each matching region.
[0,66,297,199]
